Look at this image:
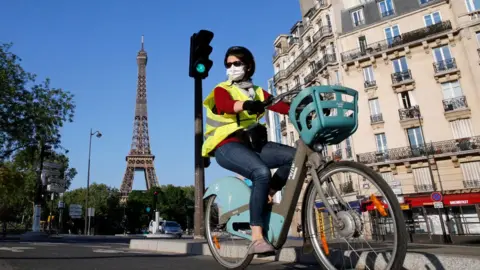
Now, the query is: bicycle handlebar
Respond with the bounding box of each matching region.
[263,89,302,108]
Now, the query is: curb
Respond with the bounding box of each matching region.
[129,239,480,269]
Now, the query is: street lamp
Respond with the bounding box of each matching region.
[84,128,102,235]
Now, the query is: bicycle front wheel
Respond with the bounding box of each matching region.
[304,161,407,270]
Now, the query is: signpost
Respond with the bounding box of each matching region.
[69,204,82,219]
[87,208,95,235]
[431,191,443,202]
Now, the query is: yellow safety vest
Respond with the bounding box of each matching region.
[201,81,265,157]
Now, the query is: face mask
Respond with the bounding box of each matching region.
[226,65,246,81]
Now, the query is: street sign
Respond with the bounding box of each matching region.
[42,162,63,169]
[431,192,443,202]
[58,201,65,209]
[47,183,65,193]
[146,207,151,213]
[69,204,82,219]
[88,208,95,217]
[433,201,444,208]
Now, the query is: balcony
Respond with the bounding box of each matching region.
[341,21,453,65]
[364,80,377,89]
[463,180,480,188]
[391,70,415,92]
[357,135,480,165]
[315,54,337,75]
[280,120,286,136]
[443,96,471,121]
[304,0,328,20]
[370,114,384,124]
[433,58,460,82]
[414,184,434,193]
[398,105,420,121]
[272,47,288,61]
[273,26,334,84]
[381,9,395,18]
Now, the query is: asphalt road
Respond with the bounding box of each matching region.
[0,241,317,270]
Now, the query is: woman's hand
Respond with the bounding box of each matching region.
[242,100,265,114]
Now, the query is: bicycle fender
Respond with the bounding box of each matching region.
[203,176,251,211]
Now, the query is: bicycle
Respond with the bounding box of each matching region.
[203,85,407,269]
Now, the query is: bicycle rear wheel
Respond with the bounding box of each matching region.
[303,161,407,270]
[204,195,254,269]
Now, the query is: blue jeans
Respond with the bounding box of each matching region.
[215,141,296,227]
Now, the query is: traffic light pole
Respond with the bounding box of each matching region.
[194,77,205,239]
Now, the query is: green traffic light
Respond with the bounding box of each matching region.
[196,63,206,73]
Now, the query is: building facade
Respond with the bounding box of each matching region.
[271,0,480,243]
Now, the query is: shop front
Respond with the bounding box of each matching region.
[402,188,480,244]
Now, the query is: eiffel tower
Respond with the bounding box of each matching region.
[120,36,159,203]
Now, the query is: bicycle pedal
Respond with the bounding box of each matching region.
[256,251,276,258]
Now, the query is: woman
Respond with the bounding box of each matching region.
[201,46,295,254]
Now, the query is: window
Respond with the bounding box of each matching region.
[399,92,412,108]
[369,98,381,116]
[335,70,341,85]
[476,31,480,45]
[465,0,480,12]
[384,25,400,46]
[358,35,367,53]
[363,66,375,83]
[413,167,434,192]
[326,14,332,28]
[378,0,395,17]
[441,81,463,99]
[392,56,408,72]
[420,0,435,4]
[433,45,452,62]
[290,131,295,146]
[460,162,480,188]
[407,127,424,149]
[450,119,474,139]
[375,133,388,153]
[351,9,365,27]
[424,12,442,26]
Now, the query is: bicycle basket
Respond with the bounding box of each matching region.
[288,85,359,146]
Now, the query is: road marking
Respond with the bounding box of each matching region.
[0,247,36,253]
[92,249,124,253]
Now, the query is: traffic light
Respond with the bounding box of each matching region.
[189,30,214,79]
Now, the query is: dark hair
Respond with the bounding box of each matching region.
[224,46,256,79]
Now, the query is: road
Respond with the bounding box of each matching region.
[0,241,317,270]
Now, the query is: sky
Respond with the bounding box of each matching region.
[1,0,301,190]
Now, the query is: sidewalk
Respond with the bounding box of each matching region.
[129,238,480,269]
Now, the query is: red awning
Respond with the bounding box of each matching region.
[405,192,480,207]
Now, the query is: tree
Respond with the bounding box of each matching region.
[0,42,75,161]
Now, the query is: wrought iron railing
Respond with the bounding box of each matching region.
[341,21,452,63]
[273,26,333,84]
[288,37,300,46]
[443,96,468,112]
[353,19,366,27]
[315,54,337,74]
[370,114,383,123]
[272,47,288,61]
[463,180,480,188]
[364,80,376,88]
[398,105,420,121]
[433,58,457,73]
[381,9,395,18]
[414,184,434,193]
[391,70,413,84]
[357,135,480,164]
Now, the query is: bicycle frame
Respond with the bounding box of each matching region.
[204,139,331,249]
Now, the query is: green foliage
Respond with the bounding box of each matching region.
[0,42,75,161]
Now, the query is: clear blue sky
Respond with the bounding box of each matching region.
[1,0,301,190]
